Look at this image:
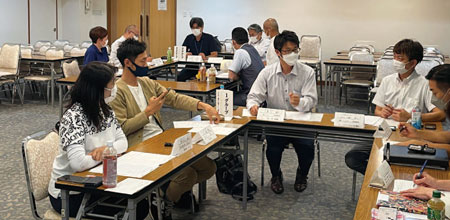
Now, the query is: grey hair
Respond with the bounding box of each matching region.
[247,24,263,33]
[124,24,137,33]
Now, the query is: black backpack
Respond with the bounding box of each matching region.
[214,153,257,201]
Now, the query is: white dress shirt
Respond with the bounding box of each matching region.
[48,103,128,198]
[229,44,251,73]
[372,70,436,113]
[109,36,126,67]
[246,60,318,112]
[250,37,271,62]
[265,37,278,65]
[127,83,163,141]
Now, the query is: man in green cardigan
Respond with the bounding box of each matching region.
[110,39,219,219]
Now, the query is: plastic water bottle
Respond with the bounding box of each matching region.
[411,101,422,129]
[102,141,117,188]
[220,85,224,90]
[207,64,217,84]
[167,47,172,63]
[427,190,445,220]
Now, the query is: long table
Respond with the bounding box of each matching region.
[55,106,446,220]
[21,55,83,107]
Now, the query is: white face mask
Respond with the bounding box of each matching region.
[133,35,139,41]
[103,39,109,48]
[249,36,258,44]
[281,52,299,66]
[192,28,201,37]
[104,84,117,104]
[393,59,409,74]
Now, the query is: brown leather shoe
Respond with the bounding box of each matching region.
[270,173,284,194]
[295,168,308,192]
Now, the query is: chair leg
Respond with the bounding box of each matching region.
[190,191,195,214]
[344,85,348,105]
[261,138,267,186]
[47,81,51,105]
[315,139,321,178]
[352,170,357,201]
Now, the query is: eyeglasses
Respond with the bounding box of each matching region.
[281,48,300,54]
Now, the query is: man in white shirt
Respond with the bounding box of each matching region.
[263,18,280,66]
[109,25,140,67]
[345,39,445,175]
[247,24,270,63]
[228,27,264,106]
[247,30,318,195]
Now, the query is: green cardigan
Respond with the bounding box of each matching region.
[110,77,199,147]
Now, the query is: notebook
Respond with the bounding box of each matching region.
[376,190,427,215]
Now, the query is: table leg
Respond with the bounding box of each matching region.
[75,193,90,220]
[126,198,137,220]
[61,189,70,220]
[156,189,163,220]
[50,62,55,107]
[324,64,330,106]
[242,128,248,210]
[59,84,63,118]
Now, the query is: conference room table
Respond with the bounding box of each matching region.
[148,60,226,81]
[20,54,83,107]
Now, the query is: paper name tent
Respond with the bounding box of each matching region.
[90,151,174,178]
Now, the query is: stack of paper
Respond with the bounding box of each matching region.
[90,151,174,178]
[173,121,211,128]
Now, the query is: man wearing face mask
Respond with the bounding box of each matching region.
[248,24,270,63]
[228,27,264,106]
[344,39,445,175]
[399,64,450,142]
[177,17,220,81]
[263,18,280,66]
[110,39,219,219]
[84,26,109,65]
[247,31,318,194]
[109,25,145,68]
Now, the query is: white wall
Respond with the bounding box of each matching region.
[0,0,106,46]
[177,0,450,60]
[0,0,28,45]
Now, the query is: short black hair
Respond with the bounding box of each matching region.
[117,39,147,66]
[247,24,263,33]
[89,26,108,43]
[274,30,299,53]
[426,64,450,117]
[393,39,423,63]
[68,61,116,130]
[189,17,204,28]
[232,27,249,45]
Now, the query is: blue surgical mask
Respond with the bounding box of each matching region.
[128,60,148,77]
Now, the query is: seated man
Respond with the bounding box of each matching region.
[84,26,109,65]
[247,24,271,62]
[228,27,264,106]
[263,18,280,66]
[178,17,220,81]
[110,39,219,219]
[110,24,141,67]
[247,30,318,194]
[345,39,445,175]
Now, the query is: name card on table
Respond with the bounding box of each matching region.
[207,57,223,64]
[171,133,193,156]
[192,125,217,145]
[373,120,393,139]
[257,108,286,122]
[151,58,164,66]
[334,112,365,128]
[187,55,203,62]
[369,160,394,189]
[216,89,233,120]
[174,46,187,61]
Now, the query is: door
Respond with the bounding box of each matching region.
[147,0,176,58]
[29,0,57,44]
[107,0,142,46]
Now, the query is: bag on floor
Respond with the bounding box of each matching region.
[214,153,257,201]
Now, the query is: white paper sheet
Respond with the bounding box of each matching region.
[385,119,400,127]
[242,109,252,117]
[364,115,383,126]
[90,151,174,178]
[393,179,416,192]
[188,126,237,136]
[285,111,311,121]
[216,71,229,79]
[310,113,324,122]
[334,112,365,128]
[105,178,153,195]
[257,108,285,122]
[173,121,212,128]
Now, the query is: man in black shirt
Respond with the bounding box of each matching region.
[177,17,220,81]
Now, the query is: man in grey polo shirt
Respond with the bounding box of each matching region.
[228,27,265,106]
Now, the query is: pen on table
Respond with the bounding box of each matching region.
[413,159,428,187]
[400,119,412,133]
